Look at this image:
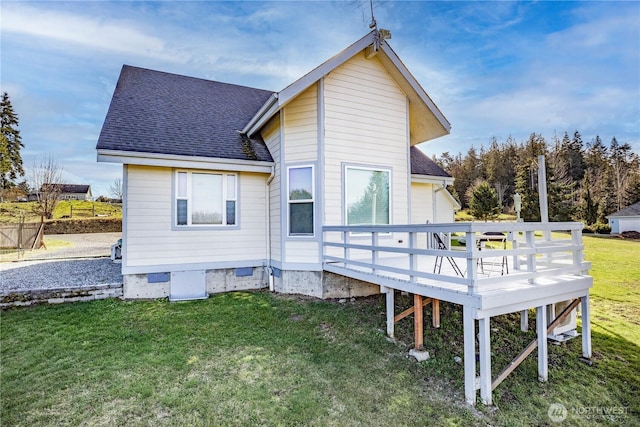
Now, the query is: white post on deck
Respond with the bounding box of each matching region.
[466,232,478,294]
[537,305,549,382]
[525,230,536,284]
[372,231,379,274]
[478,317,492,405]
[409,231,416,282]
[463,306,477,405]
[343,231,349,268]
[538,155,551,241]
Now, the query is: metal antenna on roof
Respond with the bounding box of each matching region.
[369,0,377,30]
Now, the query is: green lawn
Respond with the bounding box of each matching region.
[0,200,121,223]
[1,235,638,426]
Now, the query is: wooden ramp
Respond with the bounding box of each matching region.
[323,222,593,405]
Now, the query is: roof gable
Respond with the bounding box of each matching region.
[97,66,274,163]
[608,201,640,217]
[244,30,451,145]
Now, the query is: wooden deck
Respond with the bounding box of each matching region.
[322,222,593,405]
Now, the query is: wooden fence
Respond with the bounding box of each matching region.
[0,223,43,249]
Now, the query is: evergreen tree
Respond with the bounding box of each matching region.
[569,130,585,182]
[514,163,540,222]
[0,92,24,189]
[610,137,633,210]
[625,171,640,206]
[578,173,597,225]
[584,135,609,208]
[467,180,501,221]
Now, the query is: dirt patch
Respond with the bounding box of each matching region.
[620,231,640,240]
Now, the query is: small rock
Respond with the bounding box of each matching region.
[409,349,430,362]
[338,299,346,303]
[454,356,462,364]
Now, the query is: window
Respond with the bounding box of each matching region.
[288,166,314,236]
[345,167,390,226]
[175,171,237,227]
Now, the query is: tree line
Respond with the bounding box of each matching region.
[433,131,640,224]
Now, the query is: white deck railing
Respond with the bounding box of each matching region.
[323,222,589,296]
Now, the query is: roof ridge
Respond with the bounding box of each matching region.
[121,64,275,94]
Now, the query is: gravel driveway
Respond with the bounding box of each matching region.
[1,233,123,293]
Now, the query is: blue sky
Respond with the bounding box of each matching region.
[1,1,638,197]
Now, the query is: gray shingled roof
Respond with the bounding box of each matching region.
[410,146,451,178]
[96,65,274,162]
[41,184,91,194]
[608,201,640,217]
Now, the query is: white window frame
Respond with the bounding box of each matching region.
[175,170,237,228]
[287,165,315,237]
[344,165,391,229]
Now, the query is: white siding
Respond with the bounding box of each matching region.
[125,165,268,269]
[283,84,317,162]
[262,117,282,261]
[286,240,321,264]
[282,84,320,265]
[435,190,456,223]
[323,53,409,227]
[410,183,435,224]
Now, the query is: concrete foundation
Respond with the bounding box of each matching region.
[123,267,266,299]
[273,270,380,299]
[122,266,379,300]
[124,274,170,299]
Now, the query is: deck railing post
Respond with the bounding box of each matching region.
[571,228,583,274]
[466,231,477,294]
[409,231,415,283]
[372,231,378,274]
[525,230,536,284]
[510,231,520,270]
[343,230,349,268]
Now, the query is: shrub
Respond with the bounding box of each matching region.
[592,222,611,234]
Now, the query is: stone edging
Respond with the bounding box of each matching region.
[0,283,123,308]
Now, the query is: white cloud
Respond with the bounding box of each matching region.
[1,4,190,63]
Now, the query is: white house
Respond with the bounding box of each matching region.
[607,201,640,233]
[96,30,595,406]
[29,184,93,201]
[96,30,458,300]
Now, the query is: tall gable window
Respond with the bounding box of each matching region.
[176,171,237,227]
[288,165,314,236]
[345,166,390,226]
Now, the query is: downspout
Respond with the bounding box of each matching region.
[434,181,449,246]
[266,165,275,291]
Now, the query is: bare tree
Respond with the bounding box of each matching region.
[29,156,63,220]
[108,177,123,200]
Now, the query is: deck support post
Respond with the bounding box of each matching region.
[413,293,424,350]
[478,317,492,405]
[536,305,548,382]
[463,305,476,405]
[383,286,395,338]
[520,310,528,332]
[432,299,440,328]
[581,295,592,358]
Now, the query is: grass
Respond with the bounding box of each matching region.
[0,200,122,223]
[1,235,638,426]
[0,238,73,262]
[455,209,516,222]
